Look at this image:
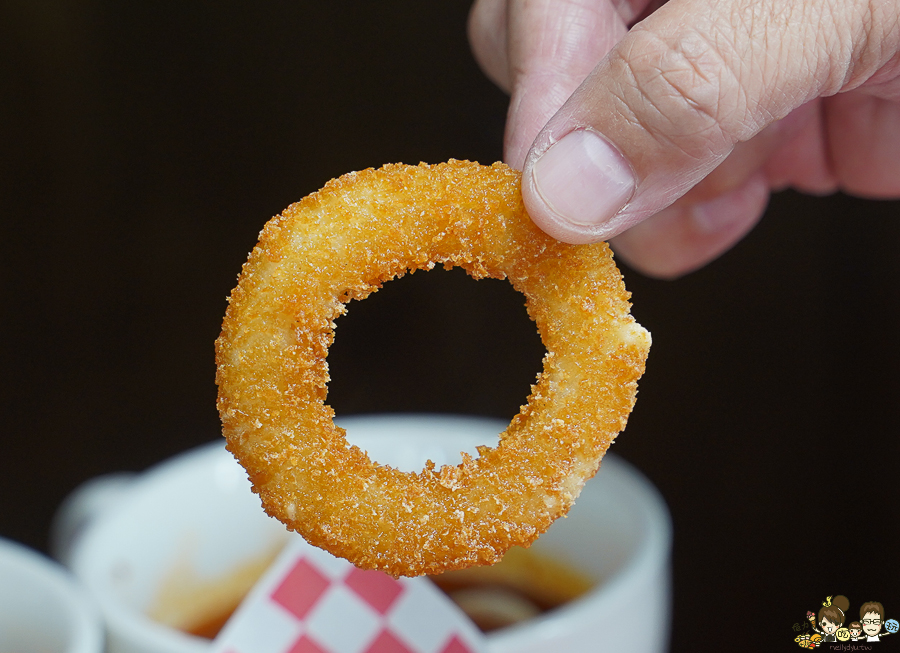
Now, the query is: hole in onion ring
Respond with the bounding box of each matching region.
[326,265,545,470]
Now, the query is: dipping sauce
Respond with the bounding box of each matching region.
[430,547,594,632]
[148,543,283,638]
[156,546,593,638]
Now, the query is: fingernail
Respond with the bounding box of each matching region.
[531,129,635,227]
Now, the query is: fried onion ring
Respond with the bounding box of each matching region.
[215,160,651,577]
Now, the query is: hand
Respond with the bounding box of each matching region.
[469,0,900,277]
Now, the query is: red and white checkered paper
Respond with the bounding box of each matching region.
[212,536,486,653]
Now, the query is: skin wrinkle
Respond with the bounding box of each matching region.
[843,0,884,89]
[818,0,899,95]
[601,54,728,178]
[765,4,805,111]
[826,0,863,94]
[713,3,803,132]
[847,0,900,92]
[608,74,723,202]
[622,54,696,143]
[617,30,737,156]
[731,1,810,114]
[687,27,753,130]
[606,66,662,139]
[721,5,765,128]
[608,53,682,153]
[799,6,838,102]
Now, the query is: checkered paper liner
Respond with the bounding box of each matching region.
[211,536,487,653]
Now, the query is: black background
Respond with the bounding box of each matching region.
[2,1,898,650]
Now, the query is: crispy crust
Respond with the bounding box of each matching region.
[215,160,651,577]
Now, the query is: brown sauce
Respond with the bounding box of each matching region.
[430,547,594,632]
[169,546,593,638]
[147,541,283,637]
[187,606,239,638]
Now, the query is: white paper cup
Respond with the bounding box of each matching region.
[0,537,104,653]
[56,414,671,653]
[56,442,290,653]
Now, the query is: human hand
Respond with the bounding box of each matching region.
[469,0,900,277]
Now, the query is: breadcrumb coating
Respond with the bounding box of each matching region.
[215,160,651,577]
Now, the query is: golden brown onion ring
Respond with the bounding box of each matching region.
[215,160,650,577]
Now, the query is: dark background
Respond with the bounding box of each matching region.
[2,1,897,650]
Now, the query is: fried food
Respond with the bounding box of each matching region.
[215,160,650,577]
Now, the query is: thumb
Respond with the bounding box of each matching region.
[522,0,900,244]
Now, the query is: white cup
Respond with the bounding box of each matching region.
[55,414,671,653]
[0,536,104,653]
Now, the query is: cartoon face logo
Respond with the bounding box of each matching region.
[863,612,884,637]
[795,596,892,647]
[820,618,839,635]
